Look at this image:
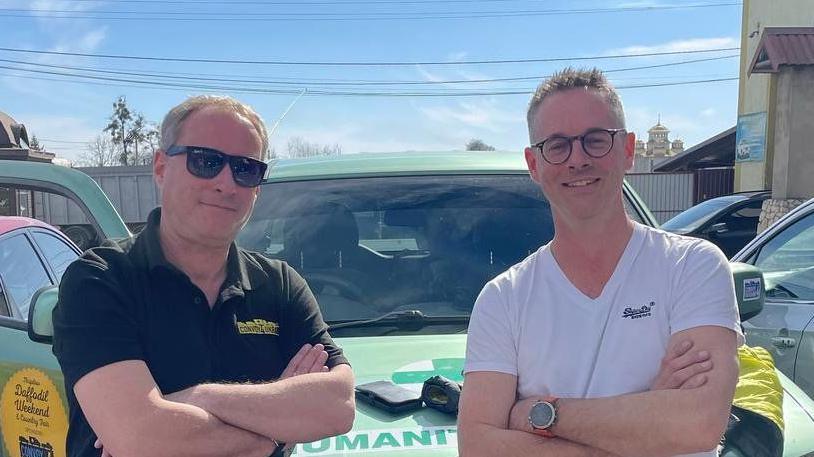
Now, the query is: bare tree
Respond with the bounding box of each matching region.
[79,135,119,167]
[465,138,496,151]
[285,136,342,158]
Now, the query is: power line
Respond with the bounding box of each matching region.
[2,0,582,4]
[6,3,742,15]
[0,54,738,87]
[0,46,739,66]
[0,3,742,21]
[38,138,93,144]
[0,66,738,96]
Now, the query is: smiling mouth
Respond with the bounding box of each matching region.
[202,202,237,211]
[562,178,600,187]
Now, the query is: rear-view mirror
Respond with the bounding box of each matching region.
[730,262,764,322]
[27,285,58,344]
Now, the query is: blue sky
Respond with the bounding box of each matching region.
[1,0,742,162]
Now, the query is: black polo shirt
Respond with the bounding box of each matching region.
[52,208,348,457]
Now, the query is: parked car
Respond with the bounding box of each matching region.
[4,154,814,457]
[3,164,157,250]
[734,197,814,400]
[0,159,131,457]
[662,190,771,258]
[0,217,81,321]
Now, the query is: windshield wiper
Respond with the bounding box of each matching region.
[328,310,469,330]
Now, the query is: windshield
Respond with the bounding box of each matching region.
[238,174,554,336]
[661,195,746,232]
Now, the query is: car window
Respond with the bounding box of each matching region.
[623,194,646,224]
[718,200,764,232]
[753,211,814,301]
[0,280,10,318]
[661,195,745,232]
[0,233,53,319]
[238,174,554,333]
[31,231,80,282]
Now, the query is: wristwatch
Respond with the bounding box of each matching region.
[528,396,559,438]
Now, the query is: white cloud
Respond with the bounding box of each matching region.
[608,37,740,55]
[418,99,523,133]
[701,108,717,118]
[446,51,468,62]
[16,114,104,163]
[51,26,108,53]
[615,1,671,7]
[415,65,445,83]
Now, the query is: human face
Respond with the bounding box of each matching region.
[154,107,263,248]
[524,88,635,225]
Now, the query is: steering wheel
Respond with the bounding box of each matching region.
[305,271,368,304]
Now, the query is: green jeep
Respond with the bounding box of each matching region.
[2,153,814,456]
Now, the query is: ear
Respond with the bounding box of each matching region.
[623,131,636,170]
[153,149,167,190]
[524,146,542,185]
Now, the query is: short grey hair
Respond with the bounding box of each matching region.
[527,67,625,142]
[160,95,269,160]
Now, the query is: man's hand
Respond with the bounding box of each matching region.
[651,339,713,390]
[508,397,536,433]
[94,438,112,457]
[280,344,329,379]
[164,343,330,407]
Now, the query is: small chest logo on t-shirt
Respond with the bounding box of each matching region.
[236,319,280,335]
[621,301,656,320]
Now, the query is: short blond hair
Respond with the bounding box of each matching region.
[527,67,625,142]
[160,95,269,160]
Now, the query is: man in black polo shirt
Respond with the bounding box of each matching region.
[52,95,355,457]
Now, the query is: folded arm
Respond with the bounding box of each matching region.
[458,371,616,457]
[169,344,355,443]
[75,360,278,457]
[510,326,739,457]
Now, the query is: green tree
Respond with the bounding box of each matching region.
[465,138,496,151]
[28,135,44,151]
[103,96,158,165]
[104,96,133,164]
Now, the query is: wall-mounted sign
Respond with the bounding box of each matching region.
[736,112,767,163]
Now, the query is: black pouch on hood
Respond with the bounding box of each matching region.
[355,380,423,414]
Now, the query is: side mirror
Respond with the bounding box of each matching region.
[730,262,764,322]
[27,285,58,344]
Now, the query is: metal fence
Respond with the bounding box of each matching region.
[626,172,694,224]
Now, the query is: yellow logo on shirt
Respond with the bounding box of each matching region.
[237,319,280,335]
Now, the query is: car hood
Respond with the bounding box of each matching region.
[293,334,814,457]
[294,334,464,456]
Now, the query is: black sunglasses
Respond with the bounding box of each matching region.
[165,145,268,188]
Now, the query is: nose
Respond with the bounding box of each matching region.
[212,163,237,194]
[565,137,592,170]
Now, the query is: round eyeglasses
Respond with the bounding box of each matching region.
[532,128,626,165]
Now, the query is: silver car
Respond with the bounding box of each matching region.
[735,197,814,398]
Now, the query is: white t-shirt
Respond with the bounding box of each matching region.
[464,223,743,457]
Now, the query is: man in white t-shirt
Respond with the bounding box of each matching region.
[458,68,741,457]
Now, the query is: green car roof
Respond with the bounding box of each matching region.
[264,150,658,226]
[265,151,529,183]
[0,159,131,240]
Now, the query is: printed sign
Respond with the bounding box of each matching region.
[293,426,458,455]
[1,369,68,457]
[391,358,464,393]
[735,112,767,163]
[743,278,762,301]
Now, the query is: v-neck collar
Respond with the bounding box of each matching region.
[543,222,645,304]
